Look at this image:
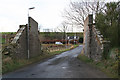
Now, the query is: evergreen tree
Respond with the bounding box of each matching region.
[95,2,119,47]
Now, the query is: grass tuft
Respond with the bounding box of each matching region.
[77,52,119,78]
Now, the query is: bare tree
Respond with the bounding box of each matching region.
[63,0,105,28]
[56,22,69,40]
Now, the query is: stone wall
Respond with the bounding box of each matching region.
[7,17,42,59]
[83,14,110,61]
[83,16,90,56]
[29,17,41,58]
[11,25,28,59]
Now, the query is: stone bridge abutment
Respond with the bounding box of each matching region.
[83,14,110,61]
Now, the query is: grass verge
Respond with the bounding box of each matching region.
[77,53,119,78]
[3,44,79,74]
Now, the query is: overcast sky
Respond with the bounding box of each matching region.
[0,0,118,32]
[0,0,70,32]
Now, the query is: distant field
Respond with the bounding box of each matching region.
[1,32,83,36]
[1,32,83,44]
[40,32,83,36]
[1,32,16,34]
[39,32,83,40]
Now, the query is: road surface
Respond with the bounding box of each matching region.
[3,45,108,78]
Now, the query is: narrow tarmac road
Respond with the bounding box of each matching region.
[3,45,108,78]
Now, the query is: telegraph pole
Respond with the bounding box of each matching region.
[27,7,35,59]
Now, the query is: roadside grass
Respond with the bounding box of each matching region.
[77,53,119,78]
[2,44,79,74]
[77,54,93,63]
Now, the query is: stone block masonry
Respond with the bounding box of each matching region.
[11,25,27,59]
[10,17,41,59]
[29,17,41,58]
[83,14,110,61]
